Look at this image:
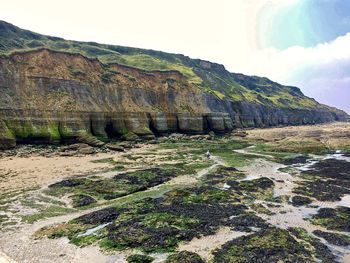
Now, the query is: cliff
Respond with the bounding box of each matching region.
[0,21,348,149]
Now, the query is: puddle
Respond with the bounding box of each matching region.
[77,223,110,237]
[150,253,169,263]
[216,183,231,190]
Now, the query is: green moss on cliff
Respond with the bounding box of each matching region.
[0,120,15,139]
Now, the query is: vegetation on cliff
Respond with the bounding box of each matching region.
[0,20,349,148]
[0,20,345,111]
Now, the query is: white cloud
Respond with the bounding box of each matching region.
[224,32,350,82]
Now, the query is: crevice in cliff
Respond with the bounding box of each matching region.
[203,115,210,133]
[147,113,160,136]
[104,121,118,139]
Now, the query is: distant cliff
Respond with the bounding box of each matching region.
[0,21,348,149]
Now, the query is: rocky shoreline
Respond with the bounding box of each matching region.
[1,123,350,262]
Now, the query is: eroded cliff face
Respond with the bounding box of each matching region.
[0,49,348,148]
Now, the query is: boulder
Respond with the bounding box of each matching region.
[291,196,312,207]
[106,144,125,152]
[231,130,248,137]
[77,135,105,147]
[118,142,133,149]
[122,132,139,141]
[142,134,156,140]
[59,143,95,155]
[0,137,16,150]
[59,151,75,157]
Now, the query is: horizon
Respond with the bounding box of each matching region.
[1,0,350,113]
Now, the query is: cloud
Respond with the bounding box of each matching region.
[270,33,350,113]
[218,30,350,113]
[226,32,350,80]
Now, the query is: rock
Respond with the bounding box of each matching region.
[165,251,204,263]
[0,137,16,150]
[59,151,75,156]
[313,230,350,246]
[118,142,133,149]
[106,144,125,152]
[77,135,105,147]
[189,135,210,140]
[157,137,168,142]
[70,194,97,208]
[76,207,124,225]
[283,155,308,165]
[133,127,154,136]
[142,134,156,140]
[0,47,349,148]
[290,196,312,207]
[169,133,183,139]
[122,132,139,141]
[49,179,83,188]
[79,147,96,155]
[126,254,154,263]
[231,130,247,137]
[59,143,95,155]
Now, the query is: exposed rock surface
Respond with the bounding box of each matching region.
[0,22,349,148]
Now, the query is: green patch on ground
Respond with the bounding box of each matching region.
[288,227,337,263]
[157,139,256,167]
[312,229,350,246]
[213,227,313,263]
[21,206,75,224]
[293,159,350,201]
[310,206,350,232]
[38,178,265,254]
[250,203,275,216]
[127,254,154,263]
[251,142,329,162]
[165,251,204,263]
[45,168,176,203]
[228,177,275,200]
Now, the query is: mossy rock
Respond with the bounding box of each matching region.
[213,227,312,263]
[122,132,139,141]
[290,196,312,207]
[126,254,154,263]
[133,127,153,136]
[165,251,204,263]
[311,206,350,232]
[69,194,97,208]
[312,230,350,246]
[0,136,16,149]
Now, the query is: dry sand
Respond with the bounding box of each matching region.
[0,145,154,195]
[246,122,350,149]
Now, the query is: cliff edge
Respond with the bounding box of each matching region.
[0,21,348,149]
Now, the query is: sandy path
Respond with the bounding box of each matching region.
[177,227,248,260]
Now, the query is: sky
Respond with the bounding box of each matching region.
[1,0,350,113]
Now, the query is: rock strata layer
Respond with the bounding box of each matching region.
[0,49,349,149]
